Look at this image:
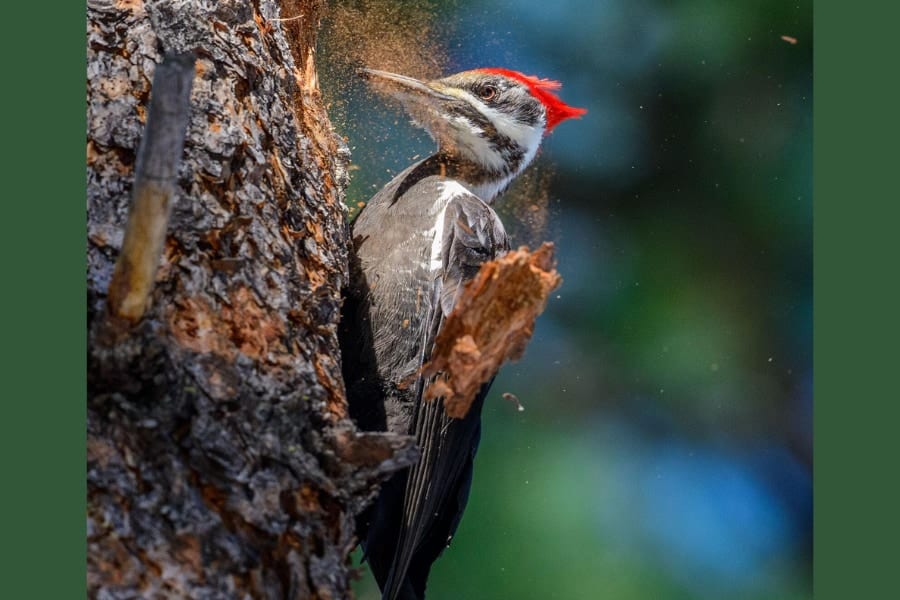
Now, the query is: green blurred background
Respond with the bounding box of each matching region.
[321,1,812,598]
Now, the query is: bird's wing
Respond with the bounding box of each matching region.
[383,190,509,600]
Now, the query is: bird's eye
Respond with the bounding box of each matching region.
[478,85,497,101]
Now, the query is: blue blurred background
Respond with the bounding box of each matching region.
[321,1,812,598]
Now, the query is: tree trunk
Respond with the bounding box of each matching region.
[86,1,414,597]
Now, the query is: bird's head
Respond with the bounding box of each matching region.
[361,67,586,198]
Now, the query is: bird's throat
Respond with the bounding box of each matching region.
[430,150,527,204]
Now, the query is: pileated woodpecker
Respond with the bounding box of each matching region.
[339,67,585,600]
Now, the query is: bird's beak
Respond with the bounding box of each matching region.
[359,68,455,103]
[359,68,462,142]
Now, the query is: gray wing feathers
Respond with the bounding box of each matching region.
[440,193,511,314]
[383,191,509,600]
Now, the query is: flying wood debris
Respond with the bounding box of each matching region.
[421,243,562,418]
[502,392,525,412]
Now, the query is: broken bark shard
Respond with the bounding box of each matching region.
[422,243,562,418]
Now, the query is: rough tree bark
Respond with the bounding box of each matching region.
[87,1,416,597]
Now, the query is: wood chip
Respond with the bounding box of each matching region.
[421,243,562,418]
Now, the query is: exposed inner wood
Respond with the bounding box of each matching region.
[422,243,562,418]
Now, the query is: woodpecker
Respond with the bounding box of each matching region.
[339,67,585,600]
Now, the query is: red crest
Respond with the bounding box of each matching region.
[476,68,587,131]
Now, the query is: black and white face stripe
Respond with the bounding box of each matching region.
[448,74,545,127]
[433,102,528,176]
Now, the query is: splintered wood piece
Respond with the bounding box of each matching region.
[422,243,562,418]
[106,53,195,323]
